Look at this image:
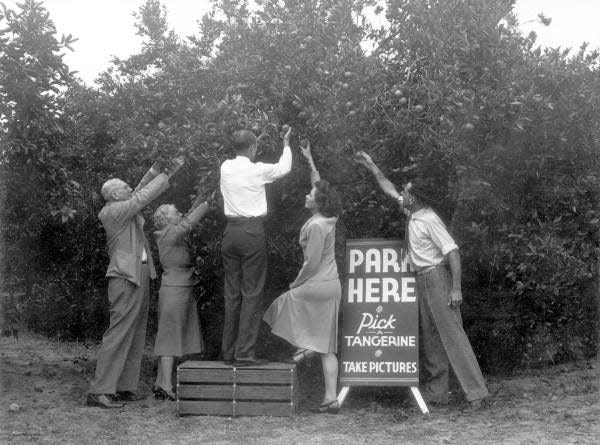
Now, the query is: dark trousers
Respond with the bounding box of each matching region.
[89,265,149,394]
[416,267,488,403]
[221,218,267,360]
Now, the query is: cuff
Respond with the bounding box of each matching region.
[441,245,459,256]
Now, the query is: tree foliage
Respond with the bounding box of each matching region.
[0,0,81,323]
[1,0,599,368]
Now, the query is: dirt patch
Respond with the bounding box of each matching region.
[1,332,599,444]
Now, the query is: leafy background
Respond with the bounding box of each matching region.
[1,0,599,372]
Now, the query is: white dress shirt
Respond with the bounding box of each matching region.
[407,208,458,269]
[220,146,292,217]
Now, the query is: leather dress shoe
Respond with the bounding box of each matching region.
[86,393,124,409]
[114,391,146,402]
[234,357,268,367]
[462,398,485,412]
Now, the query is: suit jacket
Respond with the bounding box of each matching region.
[99,172,169,286]
[154,204,209,287]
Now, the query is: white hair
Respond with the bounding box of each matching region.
[153,204,174,229]
[101,178,125,202]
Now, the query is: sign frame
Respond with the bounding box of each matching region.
[336,238,429,414]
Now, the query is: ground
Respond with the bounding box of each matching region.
[0,332,599,444]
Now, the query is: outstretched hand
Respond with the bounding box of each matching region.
[299,139,312,161]
[164,156,185,178]
[191,189,219,210]
[206,190,219,208]
[150,161,162,174]
[449,289,463,308]
[281,124,292,145]
[354,151,374,168]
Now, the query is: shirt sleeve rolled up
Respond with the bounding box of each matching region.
[256,145,292,183]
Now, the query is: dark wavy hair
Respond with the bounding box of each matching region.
[314,179,342,217]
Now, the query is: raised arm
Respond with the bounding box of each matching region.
[189,190,213,211]
[113,174,170,221]
[163,190,215,241]
[136,157,185,191]
[186,189,217,222]
[300,140,320,186]
[167,202,211,241]
[257,125,293,182]
[134,161,161,192]
[355,151,402,201]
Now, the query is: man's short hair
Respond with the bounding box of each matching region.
[101,178,124,202]
[232,130,257,152]
[407,177,443,208]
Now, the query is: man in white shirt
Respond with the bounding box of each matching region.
[220,126,292,366]
[355,151,488,411]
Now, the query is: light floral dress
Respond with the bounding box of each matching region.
[263,214,341,353]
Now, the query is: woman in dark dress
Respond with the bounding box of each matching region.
[152,197,211,400]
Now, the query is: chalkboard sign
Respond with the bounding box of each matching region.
[339,239,419,386]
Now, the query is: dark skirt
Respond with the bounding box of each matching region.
[153,286,203,357]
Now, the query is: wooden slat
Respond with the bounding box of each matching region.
[235,401,294,417]
[178,384,292,401]
[178,400,232,416]
[178,367,295,384]
[178,368,233,383]
[235,369,294,384]
[178,361,233,369]
[236,385,292,400]
[178,400,294,417]
[179,361,294,370]
[178,384,233,399]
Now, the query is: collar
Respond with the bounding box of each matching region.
[408,207,431,221]
[305,213,338,227]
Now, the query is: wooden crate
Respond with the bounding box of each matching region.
[177,361,297,417]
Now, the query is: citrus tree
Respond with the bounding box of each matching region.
[2,0,599,367]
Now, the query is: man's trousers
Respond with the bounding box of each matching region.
[221,217,267,361]
[416,266,488,403]
[89,265,149,394]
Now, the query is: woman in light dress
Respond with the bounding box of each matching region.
[263,141,342,414]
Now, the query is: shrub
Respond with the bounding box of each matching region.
[1,0,598,367]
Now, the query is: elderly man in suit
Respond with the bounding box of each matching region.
[86,158,183,409]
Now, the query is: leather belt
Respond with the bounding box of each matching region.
[415,263,447,276]
[226,216,265,222]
